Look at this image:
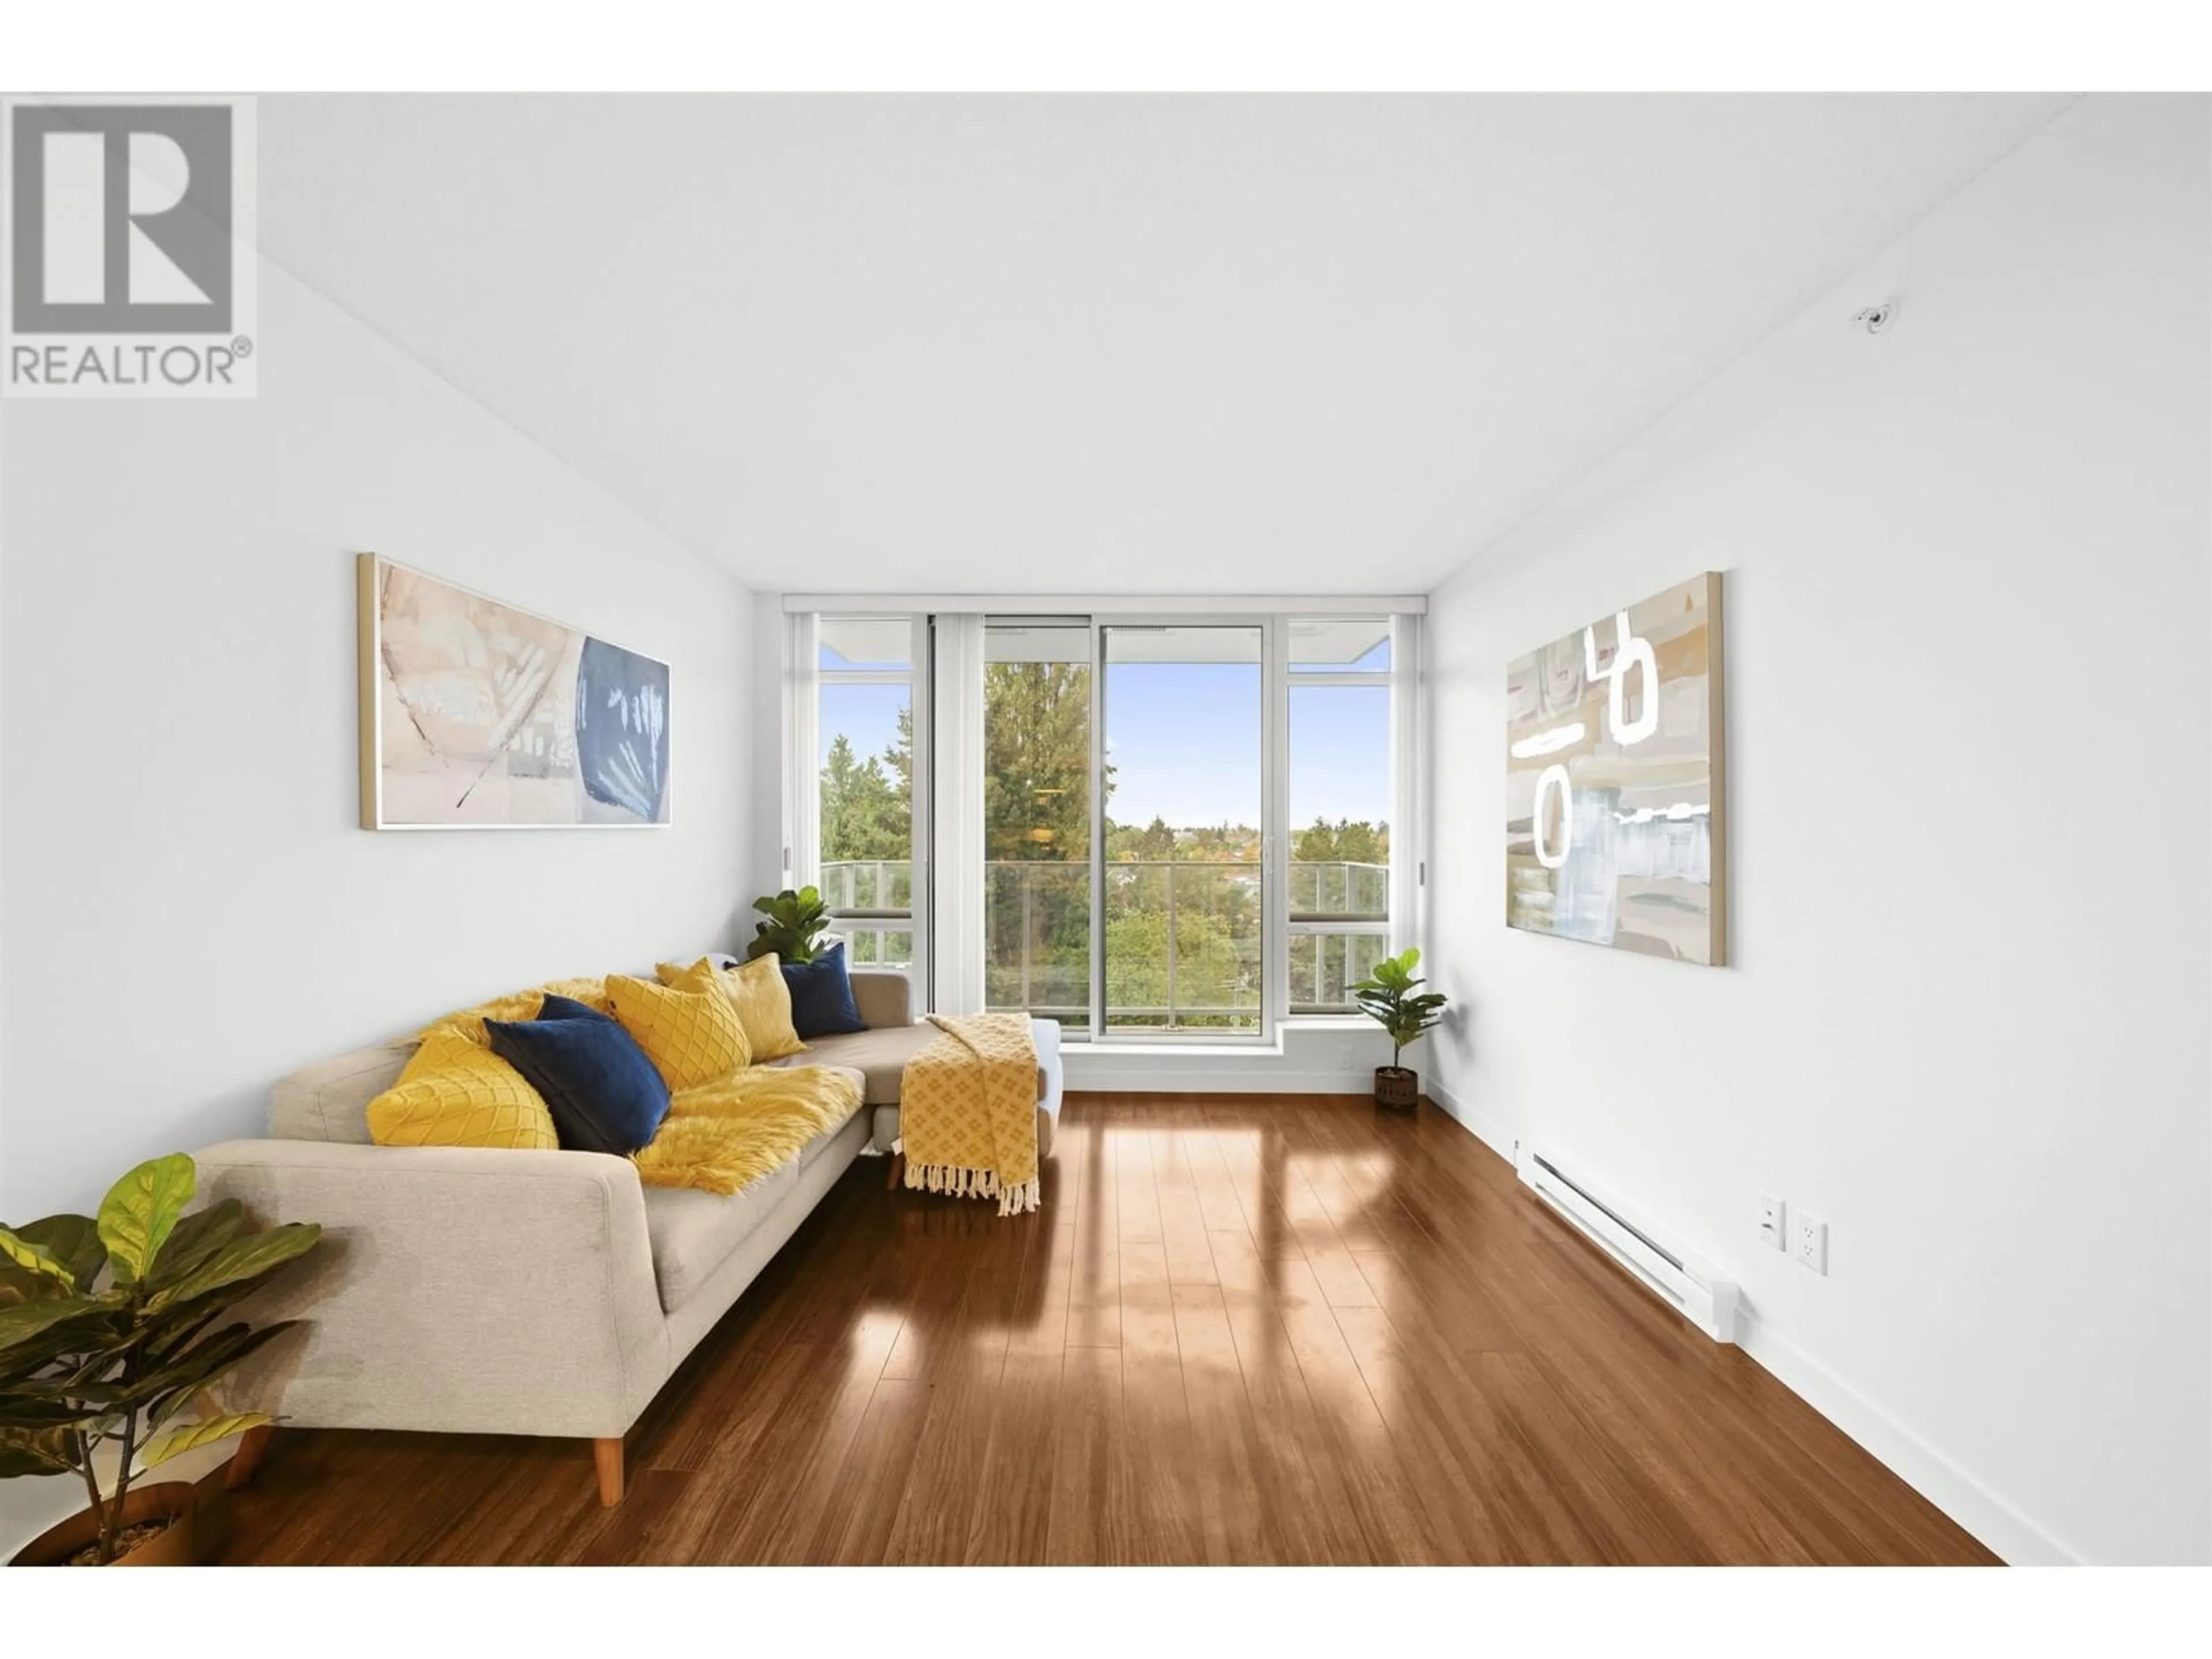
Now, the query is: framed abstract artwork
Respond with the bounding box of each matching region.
[1504,571,1725,964]
[357,554,671,830]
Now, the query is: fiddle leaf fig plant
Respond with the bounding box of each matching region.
[744,885,833,964]
[1352,947,1449,1071]
[0,1153,320,1563]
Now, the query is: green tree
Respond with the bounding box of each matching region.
[1183,822,1258,861]
[1292,817,1388,865]
[983,663,1096,862]
[1334,819,1384,865]
[884,704,913,802]
[1102,907,1253,1030]
[983,662,1100,1018]
[819,733,906,863]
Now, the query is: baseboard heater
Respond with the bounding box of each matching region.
[1516,1144,1740,1344]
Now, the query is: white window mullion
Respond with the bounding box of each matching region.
[928,614,985,1016]
[1262,613,1289,1046]
[906,615,933,1014]
[1391,611,1423,960]
[1088,620,1107,1043]
[785,611,820,892]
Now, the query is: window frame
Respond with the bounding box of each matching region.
[788,603,1420,1041]
[1088,613,1277,1046]
[980,616,1097,1035]
[801,613,931,1007]
[1283,618,1401,1020]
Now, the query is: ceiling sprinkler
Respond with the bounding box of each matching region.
[1854,298,1899,335]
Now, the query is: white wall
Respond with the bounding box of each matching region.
[0,257,757,1222]
[751,596,791,903]
[1422,94,2210,1565]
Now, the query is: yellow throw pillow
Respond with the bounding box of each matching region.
[656,955,808,1063]
[722,955,809,1062]
[607,971,751,1091]
[367,1029,558,1150]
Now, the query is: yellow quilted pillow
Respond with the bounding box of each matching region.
[367,1029,558,1150]
[607,971,751,1090]
[656,955,807,1063]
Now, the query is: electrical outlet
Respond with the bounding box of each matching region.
[1794,1213,1828,1275]
[1757,1194,1786,1250]
[1336,1043,1354,1069]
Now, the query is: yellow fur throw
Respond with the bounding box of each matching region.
[898,1013,1040,1216]
[419,977,612,1047]
[632,1065,863,1194]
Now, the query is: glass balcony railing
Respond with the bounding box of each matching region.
[820,859,1389,1024]
[816,858,913,916]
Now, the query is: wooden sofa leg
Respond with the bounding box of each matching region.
[225,1423,276,1490]
[885,1150,904,1191]
[593,1437,626,1506]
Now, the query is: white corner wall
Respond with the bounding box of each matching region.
[1422,94,2211,1565]
[752,594,791,903]
[0,257,758,1222]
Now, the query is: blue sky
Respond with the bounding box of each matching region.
[820,667,1388,828]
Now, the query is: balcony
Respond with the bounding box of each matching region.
[819,858,1389,1025]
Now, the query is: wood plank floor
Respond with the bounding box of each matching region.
[217,1096,1997,1565]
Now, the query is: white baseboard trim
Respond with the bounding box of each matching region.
[1734,1316,2080,1566]
[1419,1071,2078,1567]
[1423,1074,1517,1162]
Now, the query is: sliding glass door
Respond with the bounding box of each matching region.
[1097,623,1267,1037]
[980,618,1271,1040]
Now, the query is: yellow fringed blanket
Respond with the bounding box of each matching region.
[898,1013,1040,1216]
[633,1066,863,1194]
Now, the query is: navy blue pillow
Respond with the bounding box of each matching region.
[781,941,867,1039]
[485,994,671,1156]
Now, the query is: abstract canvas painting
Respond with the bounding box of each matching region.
[358,554,671,829]
[1505,571,1725,964]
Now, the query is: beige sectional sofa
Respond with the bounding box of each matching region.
[194,968,1062,1503]
[798,970,1065,1160]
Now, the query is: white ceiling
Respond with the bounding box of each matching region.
[259,94,2071,595]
